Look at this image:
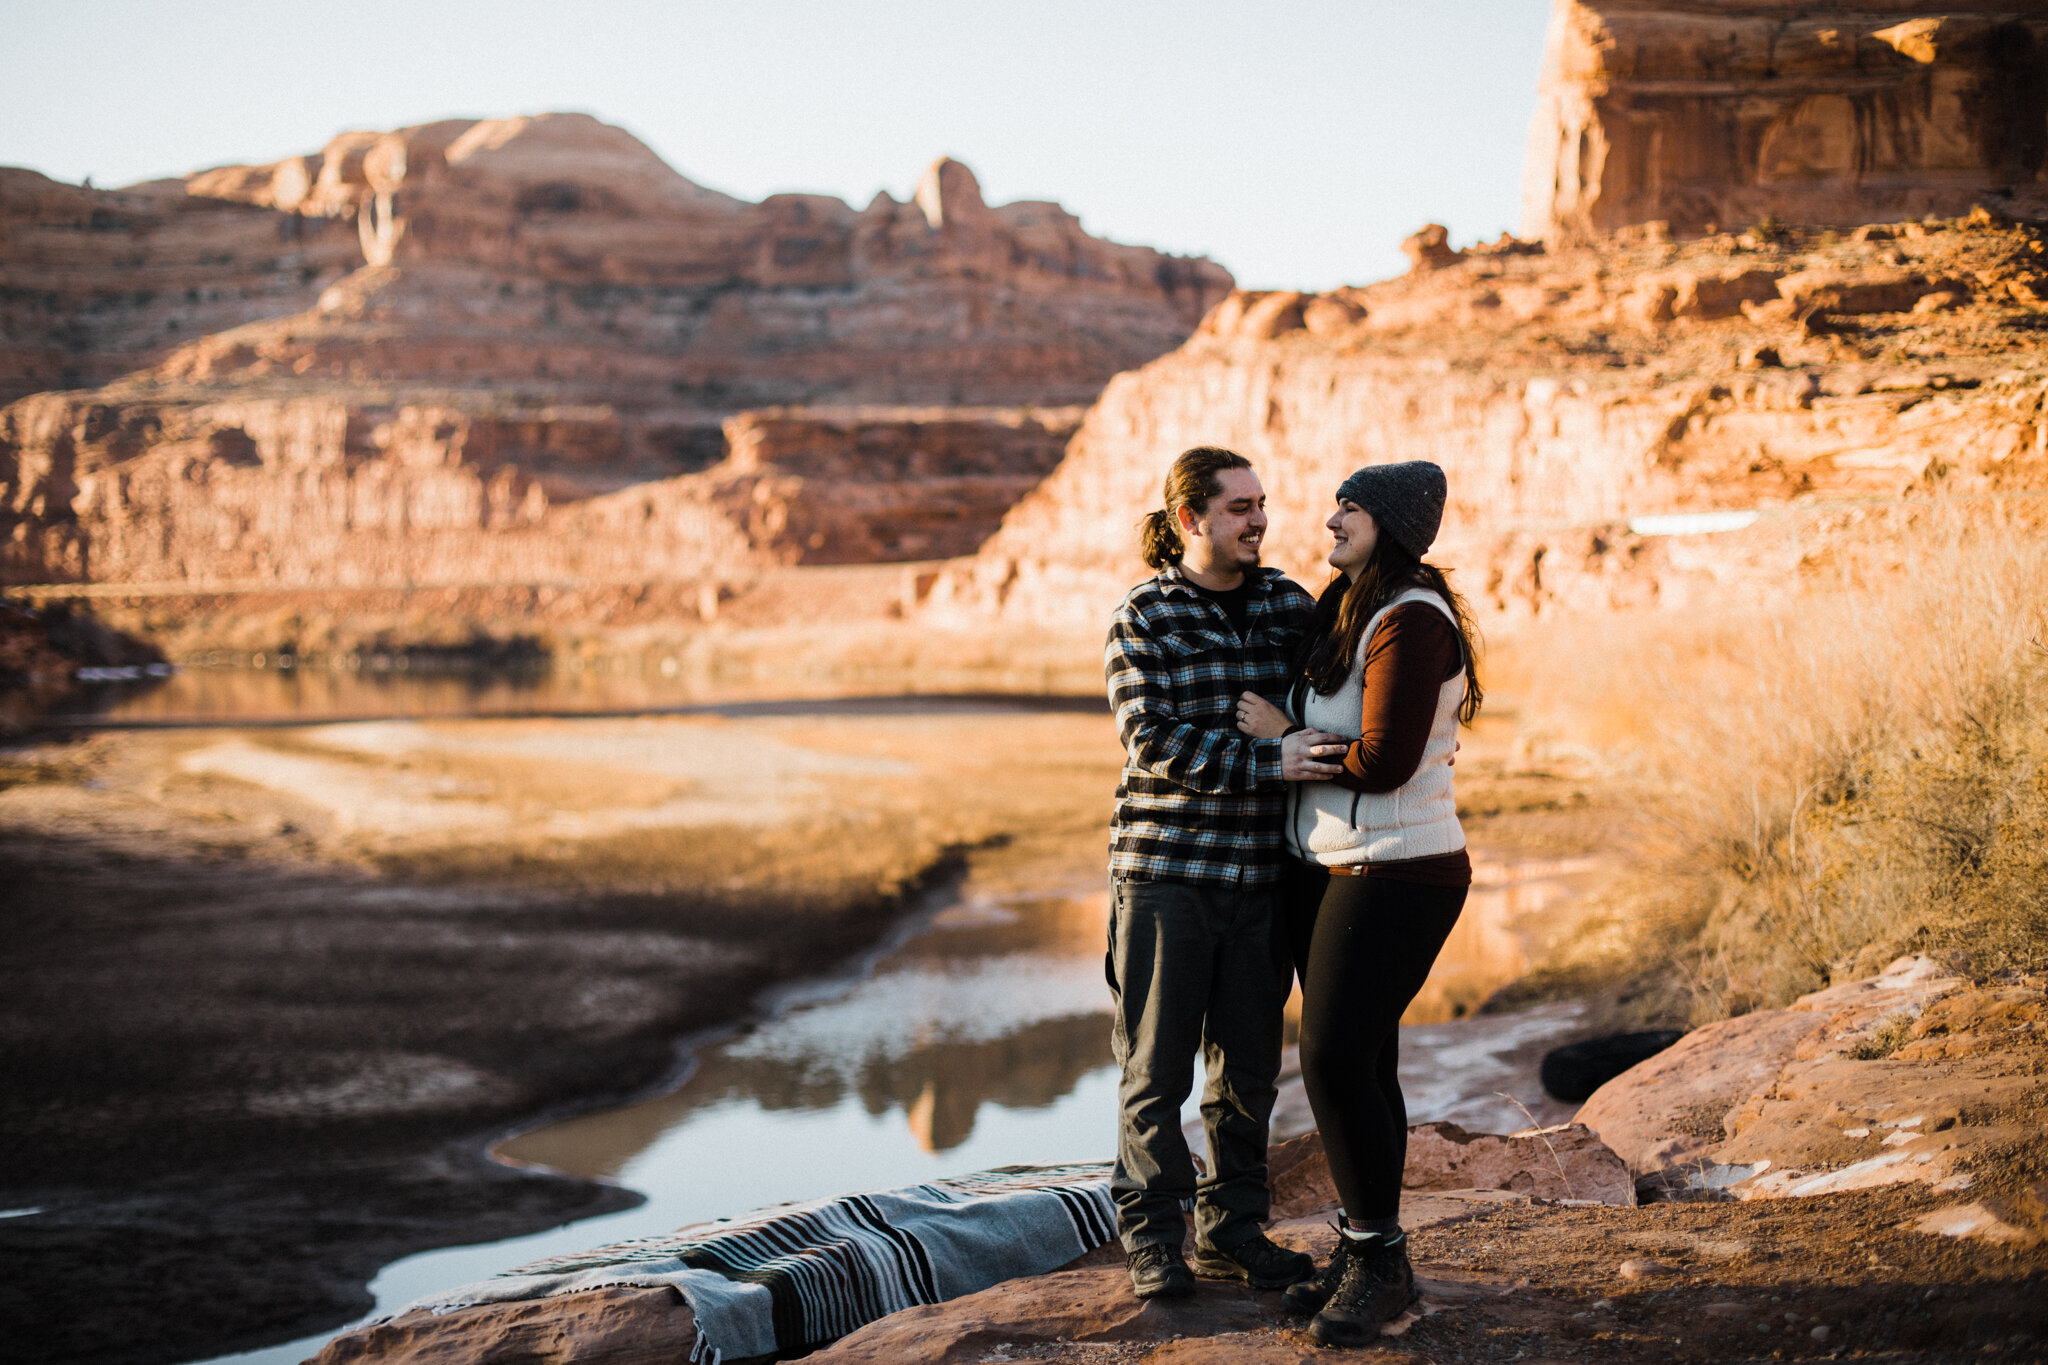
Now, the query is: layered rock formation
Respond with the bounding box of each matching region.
[144,117,1228,408]
[929,207,2048,632]
[0,392,1076,588]
[1,114,1226,602]
[5,114,1229,412]
[0,169,363,404]
[1523,2,2048,242]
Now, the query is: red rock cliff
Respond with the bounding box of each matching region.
[929,212,2048,631]
[0,114,1226,596]
[4,113,1231,411]
[1523,1,2048,242]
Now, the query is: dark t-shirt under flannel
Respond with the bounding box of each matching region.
[1104,564,1318,886]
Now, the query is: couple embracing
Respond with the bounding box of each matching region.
[1102,446,1482,1348]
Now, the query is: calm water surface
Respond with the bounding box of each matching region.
[53,661,1112,728]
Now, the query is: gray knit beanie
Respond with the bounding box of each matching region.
[1333,460,1447,559]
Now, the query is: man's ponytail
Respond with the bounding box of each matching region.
[1138,508,1184,569]
[1137,446,1252,569]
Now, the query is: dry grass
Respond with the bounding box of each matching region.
[1494,508,2048,1024]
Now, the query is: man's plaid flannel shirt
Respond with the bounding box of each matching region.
[1104,563,1318,886]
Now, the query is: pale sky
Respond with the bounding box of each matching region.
[0,1,1553,290]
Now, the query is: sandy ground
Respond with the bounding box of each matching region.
[961,1179,2048,1365]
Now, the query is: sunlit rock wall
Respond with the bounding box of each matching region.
[4,114,1232,413]
[1523,1,2048,242]
[928,214,2048,630]
[0,393,1076,588]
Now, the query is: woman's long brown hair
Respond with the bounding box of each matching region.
[1297,536,1484,725]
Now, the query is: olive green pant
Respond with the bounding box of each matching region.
[1106,875,1293,1253]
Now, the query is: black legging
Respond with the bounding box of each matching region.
[1281,859,1466,1223]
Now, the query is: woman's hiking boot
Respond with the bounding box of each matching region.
[1189,1231,1313,1290]
[1308,1232,1416,1347]
[1127,1242,1196,1300]
[1281,1224,1355,1314]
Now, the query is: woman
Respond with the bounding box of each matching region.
[1234,459,1482,1348]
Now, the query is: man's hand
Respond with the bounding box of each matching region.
[1235,691,1292,739]
[1281,729,1348,781]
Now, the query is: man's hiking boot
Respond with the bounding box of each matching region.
[1308,1233,1417,1347]
[1127,1242,1196,1300]
[1281,1224,1355,1314]
[1189,1231,1313,1290]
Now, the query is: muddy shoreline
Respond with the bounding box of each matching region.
[0,821,956,1365]
[0,705,1135,1365]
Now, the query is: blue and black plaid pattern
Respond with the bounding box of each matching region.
[1104,564,1317,885]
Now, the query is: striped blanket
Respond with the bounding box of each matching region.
[399,1163,1116,1362]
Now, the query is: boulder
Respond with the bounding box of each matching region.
[1267,1122,1633,1215]
[1403,1122,1634,1206]
[1775,269,1959,316]
[311,1287,706,1365]
[1570,958,2047,1204]
[1401,224,1461,273]
[1238,291,1308,340]
[800,1266,1283,1363]
[1301,295,1368,337]
[1671,268,1786,319]
[1572,1008,1827,1172]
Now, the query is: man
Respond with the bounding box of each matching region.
[1104,445,1346,1300]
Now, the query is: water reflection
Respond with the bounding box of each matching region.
[51,663,1112,728]
[500,854,1598,1180]
[502,887,1115,1175]
[1410,855,1600,1022]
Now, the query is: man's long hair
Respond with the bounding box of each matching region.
[1298,537,1484,725]
[1138,446,1253,569]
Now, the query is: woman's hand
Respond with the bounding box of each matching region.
[1281,729,1349,781]
[1235,691,1293,739]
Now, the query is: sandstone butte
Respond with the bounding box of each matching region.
[0,110,1228,605]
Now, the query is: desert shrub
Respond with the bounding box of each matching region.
[1498,508,2048,1023]
[1848,1012,1915,1061]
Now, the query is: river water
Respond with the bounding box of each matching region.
[95,670,1592,1365]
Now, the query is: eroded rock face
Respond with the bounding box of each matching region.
[1,115,1223,601]
[0,395,1077,589]
[1523,2,2048,242]
[4,114,1229,413]
[1574,955,2048,1205]
[0,168,363,405]
[925,212,2048,632]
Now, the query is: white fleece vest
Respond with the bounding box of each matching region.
[1285,586,1466,866]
